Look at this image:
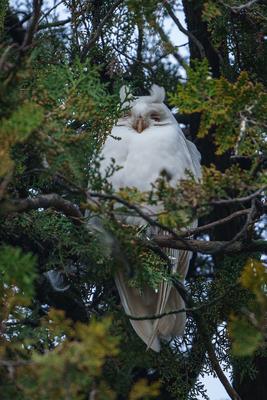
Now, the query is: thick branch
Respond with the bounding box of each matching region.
[5,9,27,45]
[204,332,241,400]
[162,0,205,58]
[153,237,267,254]
[22,0,42,49]
[0,194,83,223]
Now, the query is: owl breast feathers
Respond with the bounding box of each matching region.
[99,84,201,352]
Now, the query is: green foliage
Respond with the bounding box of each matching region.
[0,0,266,399]
[129,378,160,400]
[229,316,263,357]
[229,258,267,357]
[128,248,169,291]
[170,60,267,155]
[0,103,44,176]
[202,1,221,22]
[0,0,8,35]
[0,245,36,298]
[1,310,120,400]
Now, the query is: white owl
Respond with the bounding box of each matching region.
[99,85,201,352]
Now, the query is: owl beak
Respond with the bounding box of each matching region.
[134,117,147,133]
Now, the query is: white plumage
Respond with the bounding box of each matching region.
[99,85,201,351]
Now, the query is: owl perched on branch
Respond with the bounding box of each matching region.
[99,85,201,352]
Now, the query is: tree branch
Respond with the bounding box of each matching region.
[220,0,259,12]
[210,186,266,205]
[81,0,124,60]
[21,0,42,50]
[171,277,242,400]
[127,283,238,321]
[38,18,71,31]
[153,237,267,254]
[178,208,251,237]
[162,0,205,58]
[0,194,83,223]
[87,190,266,254]
[204,335,241,400]
[87,190,196,251]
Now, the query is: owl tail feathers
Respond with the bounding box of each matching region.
[131,320,161,352]
[115,271,186,353]
[115,271,162,351]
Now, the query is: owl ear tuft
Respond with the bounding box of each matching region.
[149,84,165,103]
[119,85,132,103]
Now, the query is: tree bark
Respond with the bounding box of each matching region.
[182,1,267,399]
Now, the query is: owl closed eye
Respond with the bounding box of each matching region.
[117,85,172,133]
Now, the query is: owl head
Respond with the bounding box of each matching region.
[117,84,173,133]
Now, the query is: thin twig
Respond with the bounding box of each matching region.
[214,199,257,253]
[149,15,187,68]
[127,306,188,321]
[0,359,33,367]
[39,0,65,23]
[178,208,250,237]
[210,186,266,206]
[127,283,238,320]
[38,18,71,30]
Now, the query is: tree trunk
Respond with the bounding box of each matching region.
[182,2,267,399]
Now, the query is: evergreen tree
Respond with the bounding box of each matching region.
[0,1,266,399]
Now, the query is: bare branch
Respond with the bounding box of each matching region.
[81,0,124,60]
[0,194,83,223]
[179,208,251,237]
[87,190,196,251]
[153,237,267,254]
[149,15,187,67]
[232,0,259,10]
[127,306,188,321]
[171,277,242,400]
[210,186,266,206]
[205,338,241,400]
[21,0,42,49]
[38,18,71,31]
[214,198,257,253]
[162,0,205,58]
[87,190,266,254]
[127,283,238,320]
[220,0,259,12]
[39,0,65,23]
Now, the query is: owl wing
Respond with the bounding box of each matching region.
[146,233,192,349]
[145,137,201,348]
